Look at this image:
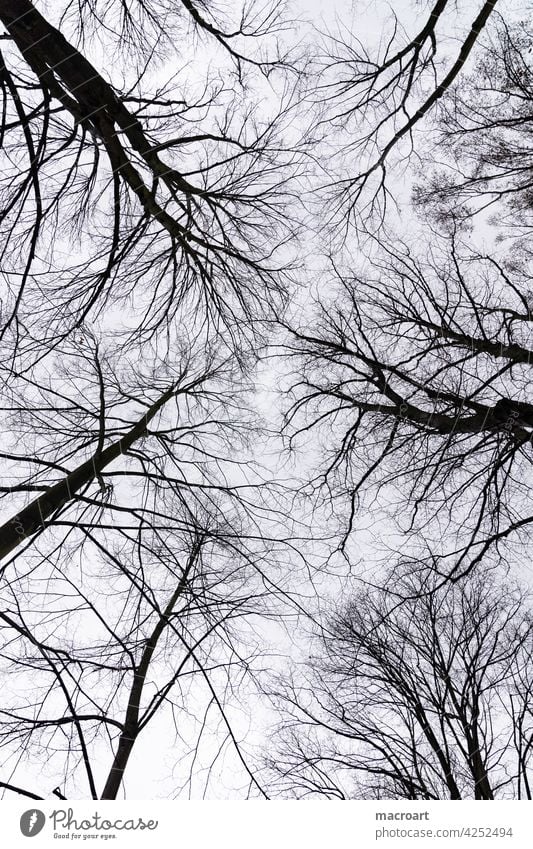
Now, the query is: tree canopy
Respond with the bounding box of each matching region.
[0,0,531,800]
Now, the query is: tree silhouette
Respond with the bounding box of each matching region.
[282,232,533,575]
[0,512,285,799]
[0,0,301,356]
[268,565,533,799]
[311,0,499,227]
[414,16,533,239]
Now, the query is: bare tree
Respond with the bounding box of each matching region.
[281,231,533,574]
[0,510,287,799]
[0,0,302,356]
[267,565,533,800]
[0,334,257,563]
[414,15,533,238]
[0,308,296,800]
[0,334,296,798]
[309,0,499,228]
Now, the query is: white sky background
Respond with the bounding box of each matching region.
[0,0,530,800]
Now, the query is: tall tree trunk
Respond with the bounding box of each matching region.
[413,704,462,800]
[0,384,177,562]
[467,717,494,800]
[0,1,222,247]
[100,549,197,798]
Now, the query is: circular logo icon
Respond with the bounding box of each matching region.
[20,810,46,837]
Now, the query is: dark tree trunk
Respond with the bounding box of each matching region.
[0,384,177,562]
[100,564,193,798]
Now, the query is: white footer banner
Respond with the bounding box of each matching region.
[1,800,530,848]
